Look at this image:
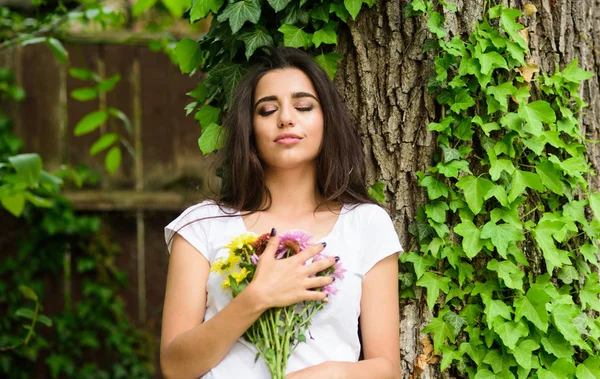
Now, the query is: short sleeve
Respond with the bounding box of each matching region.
[164,201,216,260]
[361,205,403,276]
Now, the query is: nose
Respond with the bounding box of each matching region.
[278,104,295,128]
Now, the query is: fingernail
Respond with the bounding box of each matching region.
[321,242,327,248]
[270,228,276,237]
[332,277,336,282]
[334,256,339,262]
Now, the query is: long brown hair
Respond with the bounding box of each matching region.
[218,47,375,213]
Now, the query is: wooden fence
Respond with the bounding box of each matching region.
[1,35,216,377]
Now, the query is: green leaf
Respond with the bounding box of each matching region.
[557,265,578,284]
[174,38,203,74]
[579,243,599,267]
[440,345,463,371]
[416,272,451,309]
[588,193,600,223]
[454,220,484,259]
[239,26,274,60]
[580,274,600,312]
[314,52,343,81]
[19,285,38,302]
[107,108,132,134]
[552,304,591,352]
[450,89,475,113]
[206,62,246,105]
[400,251,436,279]
[518,101,556,137]
[46,38,69,65]
[512,339,539,370]
[479,51,508,76]
[190,0,224,22]
[216,0,261,34]
[539,358,576,379]
[493,319,528,350]
[69,67,94,80]
[313,21,338,48]
[427,11,446,38]
[198,123,227,154]
[576,357,600,379]
[97,74,120,92]
[37,314,52,327]
[508,170,545,202]
[540,328,574,358]
[132,0,157,17]
[329,2,349,22]
[74,110,108,136]
[195,105,221,130]
[535,160,564,195]
[500,8,527,49]
[71,87,98,101]
[425,201,448,223]
[562,58,593,83]
[487,259,524,290]
[456,176,494,215]
[344,0,364,20]
[418,174,449,200]
[533,218,572,273]
[514,290,549,332]
[278,24,313,49]
[15,308,35,320]
[368,180,386,204]
[266,0,290,12]
[422,317,456,354]
[486,82,516,112]
[8,153,42,188]
[484,299,512,328]
[105,146,121,174]
[89,133,118,156]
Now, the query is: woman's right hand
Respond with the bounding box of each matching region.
[248,229,336,310]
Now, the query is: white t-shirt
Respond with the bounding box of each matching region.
[164,200,402,379]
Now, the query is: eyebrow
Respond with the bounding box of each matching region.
[254,92,319,109]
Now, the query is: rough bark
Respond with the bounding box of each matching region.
[334,1,600,378]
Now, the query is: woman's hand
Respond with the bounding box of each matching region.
[247,229,336,310]
[286,361,341,379]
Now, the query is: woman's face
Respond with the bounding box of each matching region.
[252,68,324,170]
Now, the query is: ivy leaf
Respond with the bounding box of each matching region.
[450,89,475,113]
[2,194,25,217]
[512,339,539,371]
[368,180,386,204]
[239,26,274,60]
[489,159,515,181]
[579,243,599,267]
[425,201,448,223]
[313,21,338,48]
[440,345,463,371]
[198,123,227,154]
[562,58,593,83]
[484,299,512,328]
[541,328,574,358]
[478,51,508,76]
[535,160,564,195]
[278,24,313,49]
[89,133,118,156]
[416,272,451,309]
[576,357,600,379]
[481,222,524,258]
[190,0,224,22]
[588,193,600,223]
[500,8,527,49]
[454,220,484,259]
[580,274,600,312]
[400,252,436,279]
[487,259,524,290]
[443,311,468,335]
[493,319,528,350]
[74,110,108,136]
[314,52,342,80]
[456,176,494,214]
[533,219,572,273]
[205,62,246,105]
[174,38,203,74]
[483,349,517,374]
[427,11,446,38]
[195,105,221,131]
[418,173,449,200]
[551,304,591,352]
[538,358,576,379]
[486,82,516,112]
[518,101,556,137]
[216,0,261,34]
[557,265,578,284]
[422,317,456,354]
[132,0,157,17]
[508,170,545,202]
[266,0,291,12]
[514,289,549,332]
[329,2,349,22]
[309,4,329,22]
[282,2,310,24]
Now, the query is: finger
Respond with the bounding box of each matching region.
[302,289,328,302]
[260,228,280,260]
[293,241,326,263]
[305,275,335,290]
[305,256,337,275]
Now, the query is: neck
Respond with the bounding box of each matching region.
[263,163,322,215]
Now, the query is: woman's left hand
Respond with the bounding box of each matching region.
[286,361,342,379]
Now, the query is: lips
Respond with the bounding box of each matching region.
[274,133,302,142]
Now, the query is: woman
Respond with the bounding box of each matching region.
[161,47,402,379]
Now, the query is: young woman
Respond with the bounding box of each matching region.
[160,48,402,379]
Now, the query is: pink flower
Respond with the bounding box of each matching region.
[276,230,313,259]
[250,254,259,265]
[322,284,338,297]
[333,261,347,280]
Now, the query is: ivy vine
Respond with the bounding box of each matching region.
[399,1,600,378]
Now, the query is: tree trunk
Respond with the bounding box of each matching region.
[334,1,600,378]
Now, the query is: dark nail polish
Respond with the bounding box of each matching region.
[270,228,276,237]
[332,277,336,282]
[334,256,340,262]
[321,242,327,248]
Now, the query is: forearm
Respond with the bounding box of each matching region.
[161,284,267,378]
[335,358,400,379]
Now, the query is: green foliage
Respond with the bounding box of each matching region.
[403,1,600,377]
[172,0,375,154]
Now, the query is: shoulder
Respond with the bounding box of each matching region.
[344,203,392,222]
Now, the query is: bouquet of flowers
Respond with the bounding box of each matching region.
[210,230,346,378]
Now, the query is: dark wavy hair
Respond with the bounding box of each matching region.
[217,47,375,213]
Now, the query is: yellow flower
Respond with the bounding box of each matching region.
[231,268,249,284]
[225,253,240,267]
[221,277,231,290]
[224,233,258,252]
[210,257,230,275]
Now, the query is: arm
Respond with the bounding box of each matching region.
[287,253,401,379]
[161,233,335,378]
